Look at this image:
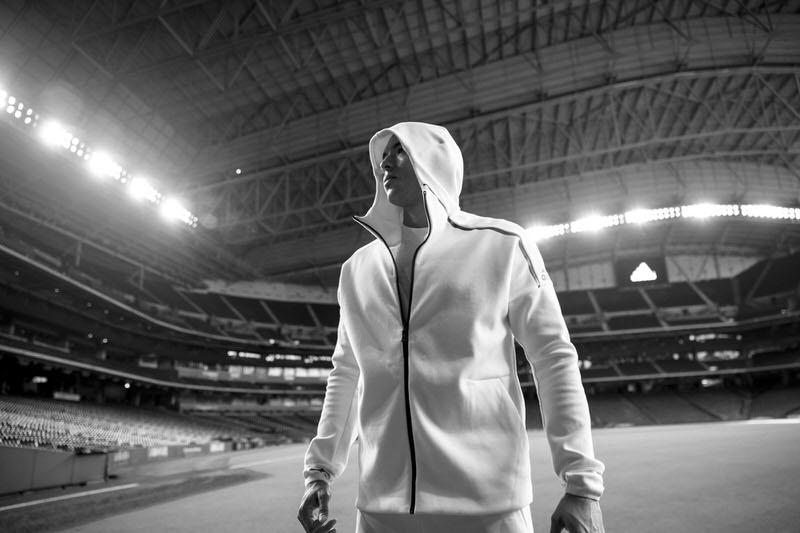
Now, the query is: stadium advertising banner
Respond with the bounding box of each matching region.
[615,256,668,288]
[147,446,169,459]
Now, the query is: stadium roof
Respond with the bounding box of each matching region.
[1,0,799,290]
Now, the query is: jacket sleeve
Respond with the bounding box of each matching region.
[303,290,360,487]
[507,234,605,500]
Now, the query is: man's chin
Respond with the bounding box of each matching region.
[385,190,402,207]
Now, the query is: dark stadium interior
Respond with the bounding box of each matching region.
[0,1,799,532]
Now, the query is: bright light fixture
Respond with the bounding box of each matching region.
[528,224,568,241]
[624,207,681,224]
[87,151,122,179]
[39,120,72,148]
[529,202,797,242]
[571,214,623,233]
[681,203,738,218]
[129,177,160,203]
[741,204,799,220]
[624,208,655,224]
[4,83,200,228]
[160,198,193,225]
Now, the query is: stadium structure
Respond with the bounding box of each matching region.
[0,0,799,520]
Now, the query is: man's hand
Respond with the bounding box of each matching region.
[297,480,337,533]
[549,493,604,533]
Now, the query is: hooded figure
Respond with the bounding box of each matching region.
[300,122,605,533]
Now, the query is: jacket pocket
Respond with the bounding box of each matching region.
[464,376,526,440]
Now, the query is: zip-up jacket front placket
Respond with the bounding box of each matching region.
[353,190,432,514]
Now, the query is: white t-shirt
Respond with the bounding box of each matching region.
[390,224,428,318]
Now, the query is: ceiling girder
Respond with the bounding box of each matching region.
[42,0,790,157]
[189,65,799,191]
[636,287,670,328]
[191,67,800,246]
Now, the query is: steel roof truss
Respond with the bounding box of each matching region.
[636,287,670,328]
[586,290,611,331]
[667,256,729,321]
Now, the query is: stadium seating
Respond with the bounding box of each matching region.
[617,361,660,376]
[584,394,655,427]
[581,387,800,427]
[675,390,748,421]
[0,395,269,452]
[653,359,708,373]
[750,387,800,418]
[178,397,321,441]
[624,391,731,424]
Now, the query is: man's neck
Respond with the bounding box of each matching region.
[402,206,427,228]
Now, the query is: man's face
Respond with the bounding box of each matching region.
[381,135,423,210]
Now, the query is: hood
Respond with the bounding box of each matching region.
[355,122,464,245]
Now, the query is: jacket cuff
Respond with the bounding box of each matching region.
[304,467,331,487]
[564,471,604,501]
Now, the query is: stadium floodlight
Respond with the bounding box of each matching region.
[625,207,682,224]
[681,203,713,218]
[625,208,655,224]
[160,197,194,225]
[571,214,623,233]
[128,177,160,203]
[681,203,738,218]
[87,151,122,179]
[39,120,72,148]
[4,83,200,230]
[529,202,798,243]
[528,224,568,242]
[3,90,39,128]
[741,204,799,220]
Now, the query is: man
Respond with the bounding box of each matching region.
[298,122,605,533]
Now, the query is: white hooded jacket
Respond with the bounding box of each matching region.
[304,122,604,515]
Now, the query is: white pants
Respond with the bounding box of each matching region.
[356,506,533,533]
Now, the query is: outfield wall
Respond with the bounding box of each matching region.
[0,441,235,495]
[0,446,107,495]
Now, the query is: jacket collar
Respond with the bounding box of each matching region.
[354,185,452,247]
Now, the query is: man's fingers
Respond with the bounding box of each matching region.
[297,489,319,532]
[551,513,589,533]
[297,510,316,533]
[550,512,583,533]
[298,481,331,532]
[317,487,330,522]
[311,518,337,533]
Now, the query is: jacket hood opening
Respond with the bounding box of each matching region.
[356,122,464,243]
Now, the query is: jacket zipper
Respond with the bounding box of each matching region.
[353,190,431,514]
